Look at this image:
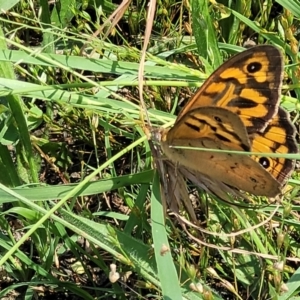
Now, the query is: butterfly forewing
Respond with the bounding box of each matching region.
[177,46,283,134]
[166,107,251,151]
[161,126,281,197]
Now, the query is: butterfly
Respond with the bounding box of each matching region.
[158,45,298,198]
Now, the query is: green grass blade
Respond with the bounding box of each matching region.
[151,171,182,299]
[276,0,300,18]
[191,0,222,68]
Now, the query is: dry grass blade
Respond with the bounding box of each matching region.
[80,0,132,55]
[138,0,157,126]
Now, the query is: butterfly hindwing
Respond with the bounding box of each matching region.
[251,107,298,184]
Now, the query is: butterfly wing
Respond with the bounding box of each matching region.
[161,107,281,197]
[161,45,296,197]
[177,45,283,134]
[166,106,251,151]
[251,107,298,185]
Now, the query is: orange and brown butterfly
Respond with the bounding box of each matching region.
[157,45,298,198]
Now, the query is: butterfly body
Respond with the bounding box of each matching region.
[160,45,298,197]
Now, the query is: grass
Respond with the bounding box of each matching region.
[0,0,299,299]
